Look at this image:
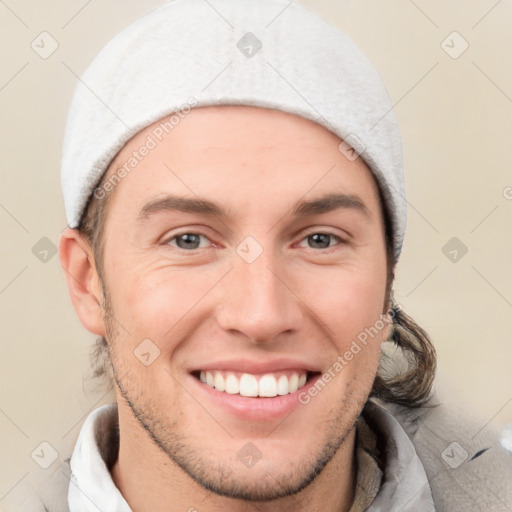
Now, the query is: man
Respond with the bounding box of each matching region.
[34,0,512,510]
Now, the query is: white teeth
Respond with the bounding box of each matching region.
[240,373,258,397]
[277,375,289,395]
[258,374,277,397]
[199,370,309,397]
[225,373,240,394]
[288,373,299,393]
[214,371,225,392]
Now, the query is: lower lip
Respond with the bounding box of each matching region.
[188,373,322,422]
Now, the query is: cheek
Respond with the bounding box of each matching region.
[294,263,388,381]
[296,262,387,337]
[104,267,213,389]
[115,264,216,342]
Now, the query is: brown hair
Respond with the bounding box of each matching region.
[78,172,437,408]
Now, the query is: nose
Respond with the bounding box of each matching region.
[214,247,304,345]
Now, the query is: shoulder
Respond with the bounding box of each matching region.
[2,458,71,512]
[377,395,512,511]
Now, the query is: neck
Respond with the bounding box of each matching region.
[111,402,358,512]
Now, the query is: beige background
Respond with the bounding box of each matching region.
[1,0,511,506]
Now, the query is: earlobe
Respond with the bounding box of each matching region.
[59,227,106,336]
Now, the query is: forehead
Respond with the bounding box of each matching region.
[102,105,381,219]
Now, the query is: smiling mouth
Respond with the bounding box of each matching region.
[191,370,320,398]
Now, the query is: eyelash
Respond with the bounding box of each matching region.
[164,230,346,252]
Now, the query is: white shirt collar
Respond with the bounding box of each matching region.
[68,403,131,512]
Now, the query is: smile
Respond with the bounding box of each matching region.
[188,359,323,420]
[194,370,313,397]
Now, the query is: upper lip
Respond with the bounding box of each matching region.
[188,358,323,375]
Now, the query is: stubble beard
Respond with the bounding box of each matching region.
[102,288,368,503]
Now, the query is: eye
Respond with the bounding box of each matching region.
[164,231,345,252]
[167,232,212,250]
[297,232,344,250]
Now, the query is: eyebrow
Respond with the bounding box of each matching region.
[291,193,371,220]
[137,192,372,222]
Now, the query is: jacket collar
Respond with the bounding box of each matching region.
[362,400,435,511]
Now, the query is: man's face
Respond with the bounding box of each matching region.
[98,105,389,500]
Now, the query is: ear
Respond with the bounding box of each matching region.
[59,227,106,336]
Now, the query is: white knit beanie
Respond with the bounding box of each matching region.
[61,0,407,260]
